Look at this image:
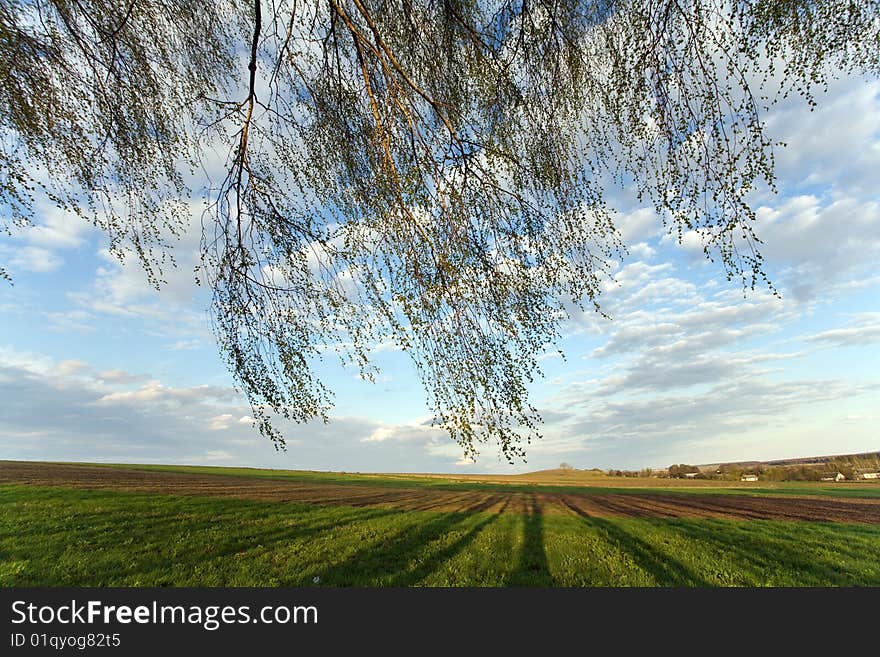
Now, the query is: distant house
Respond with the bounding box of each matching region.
[683,472,699,478]
[821,473,846,482]
[741,474,758,482]
[859,472,879,480]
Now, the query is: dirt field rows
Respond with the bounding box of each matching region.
[3,461,879,524]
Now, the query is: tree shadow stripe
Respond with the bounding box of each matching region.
[387,499,511,586]
[310,510,483,586]
[561,496,710,586]
[506,493,555,586]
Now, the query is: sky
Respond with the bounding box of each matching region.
[1,73,878,474]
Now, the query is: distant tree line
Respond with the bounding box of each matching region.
[606,468,656,478]
[606,470,640,478]
[587,455,880,481]
[712,459,877,482]
[666,464,701,478]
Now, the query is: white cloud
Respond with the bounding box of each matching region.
[23,206,92,250]
[55,360,89,376]
[44,310,95,334]
[0,204,94,275]
[763,77,880,196]
[95,381,237,406]
[614,207,662,244]
[2,246,64,273]
[0,346,55,375]
[168,339,202,351]
[60,202,213,343]
[361,421,446,445]
[803,313,880,348]
[96,369,149,384]
[208,414,235,430]
[755,195,880,301]
[626,242,656,260]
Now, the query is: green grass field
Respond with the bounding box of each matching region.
[2,480,879,587]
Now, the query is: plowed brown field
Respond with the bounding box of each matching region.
[3,460,879,523]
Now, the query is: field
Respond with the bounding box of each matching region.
[2,460,880,586]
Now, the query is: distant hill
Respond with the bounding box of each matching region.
[699,451,880,473]
[764,451,880,467]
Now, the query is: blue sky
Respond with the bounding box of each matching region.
[1,74,878,473]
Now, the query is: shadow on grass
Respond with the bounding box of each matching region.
[386,500,510,586]
[506,494,555,586]
[312,510,485,586]
[659,519,880,585]
[191,506,405,562]
[559,497,709,586]
[3,500,406,586]
[24,504,394,553]
[589,517,710,586]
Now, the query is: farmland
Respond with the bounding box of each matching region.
[2,461,879,586]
